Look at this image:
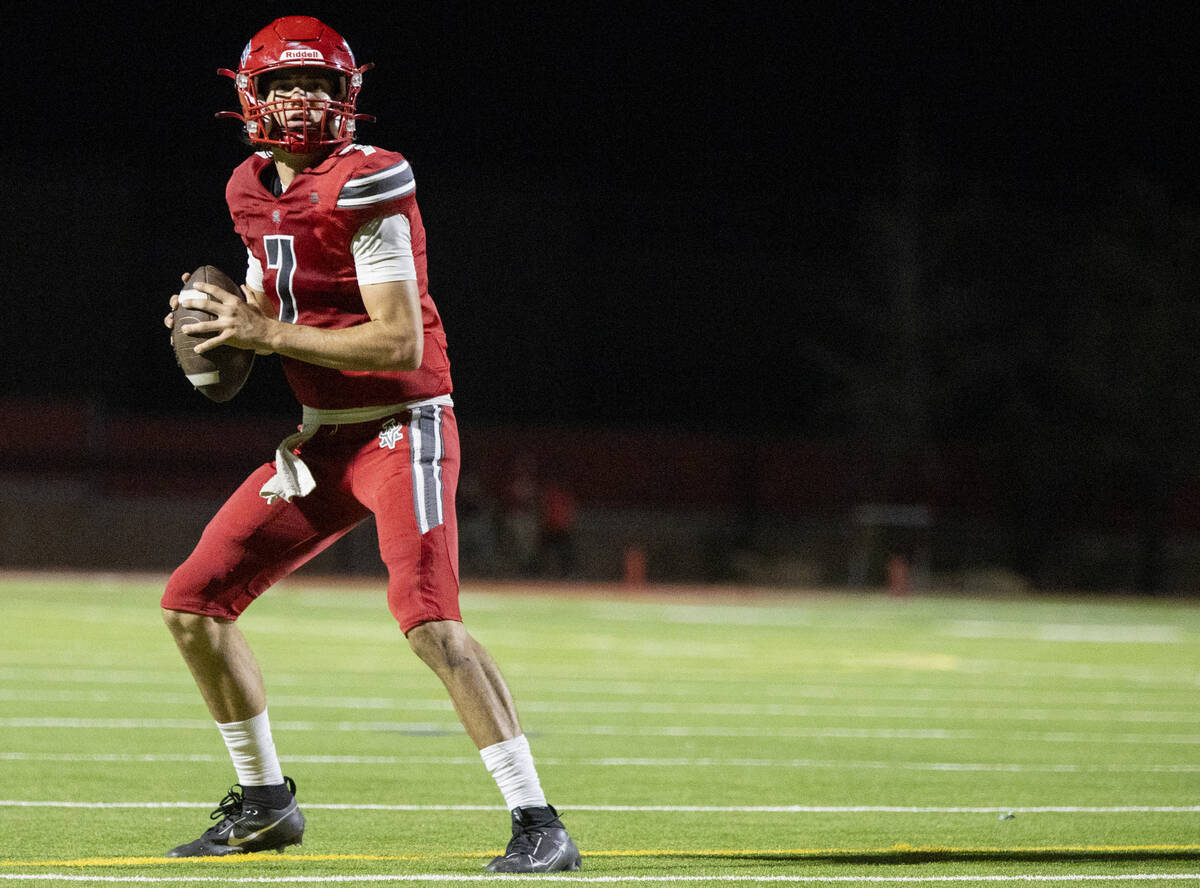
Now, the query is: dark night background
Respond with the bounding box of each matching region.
[5,2,1200,590]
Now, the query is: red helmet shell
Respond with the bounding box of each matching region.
[220,16,372,152]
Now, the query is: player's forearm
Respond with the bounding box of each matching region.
[264,319,423,371]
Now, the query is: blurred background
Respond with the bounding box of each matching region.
[3,2,1200,594]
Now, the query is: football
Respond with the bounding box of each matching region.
[171,265,255,403]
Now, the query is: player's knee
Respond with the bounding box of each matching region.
[162,561,204,614]
[407,620,473,672]
[161,555,245,622]
[160,606,209,640]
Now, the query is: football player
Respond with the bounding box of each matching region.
[160,16,580,873]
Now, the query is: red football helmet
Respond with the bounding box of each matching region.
[218,16,373,153]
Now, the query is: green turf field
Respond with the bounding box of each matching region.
[0,574,1197,885]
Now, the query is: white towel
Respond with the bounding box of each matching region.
[259,425,319,504]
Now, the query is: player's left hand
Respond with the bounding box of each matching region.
[177,281,276,355]
[163,271,191,332]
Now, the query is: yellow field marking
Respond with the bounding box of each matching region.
[4,845,1200,868]
[591,844,1200,859]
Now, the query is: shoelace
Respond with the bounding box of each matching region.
[210,786,245,823]
[505,829,542,857]
[207,776,298,825]
[506,814,561,855]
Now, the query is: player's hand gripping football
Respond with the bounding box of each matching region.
[163,272,190,332]
[165,272,275,355]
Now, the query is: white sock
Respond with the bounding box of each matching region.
[216,708,285,787]
[479,734,548,811]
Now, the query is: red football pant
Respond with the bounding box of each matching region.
[162,405,461,633]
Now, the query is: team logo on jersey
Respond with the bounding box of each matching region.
[272,210,281,223]
[310,192,320,204]
[379,418,404,450]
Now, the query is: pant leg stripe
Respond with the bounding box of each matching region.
[422,406,444,532]
[409,409,429,535]
[409,406,445,535]
[434,405,448,530]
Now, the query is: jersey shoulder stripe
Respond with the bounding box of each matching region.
[337,160,415,208]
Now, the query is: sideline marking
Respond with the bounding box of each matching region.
[3,802,1200,814]
[4,846,1200,868]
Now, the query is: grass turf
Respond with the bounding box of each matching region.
[0,574,1197,884]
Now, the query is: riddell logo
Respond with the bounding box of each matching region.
[280,49,324,62]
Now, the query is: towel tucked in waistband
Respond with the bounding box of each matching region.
[259,395,454,504]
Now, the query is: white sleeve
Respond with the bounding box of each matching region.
[245,249,264,291]
[351,213,417,284]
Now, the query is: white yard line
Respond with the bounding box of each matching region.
[1,801,1197,813]
[3,718,1200,745]
[942,621,1184,643]
[2,670,1196,709]
[0,668,305,689]
[3,872,1200,883]
[4,688,1199,725]
[4,660,1200,692]
[2,752,1197,774]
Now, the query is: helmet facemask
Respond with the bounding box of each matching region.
[240,67,360,153]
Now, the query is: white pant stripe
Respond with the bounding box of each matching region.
[408,406,445,535]
[432,405,445,528]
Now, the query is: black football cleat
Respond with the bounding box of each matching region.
[166,777,305,857]
[484,805,581,873]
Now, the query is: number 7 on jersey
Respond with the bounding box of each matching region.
[264,234,299,323]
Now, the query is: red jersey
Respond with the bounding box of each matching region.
[226,144,452,410]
